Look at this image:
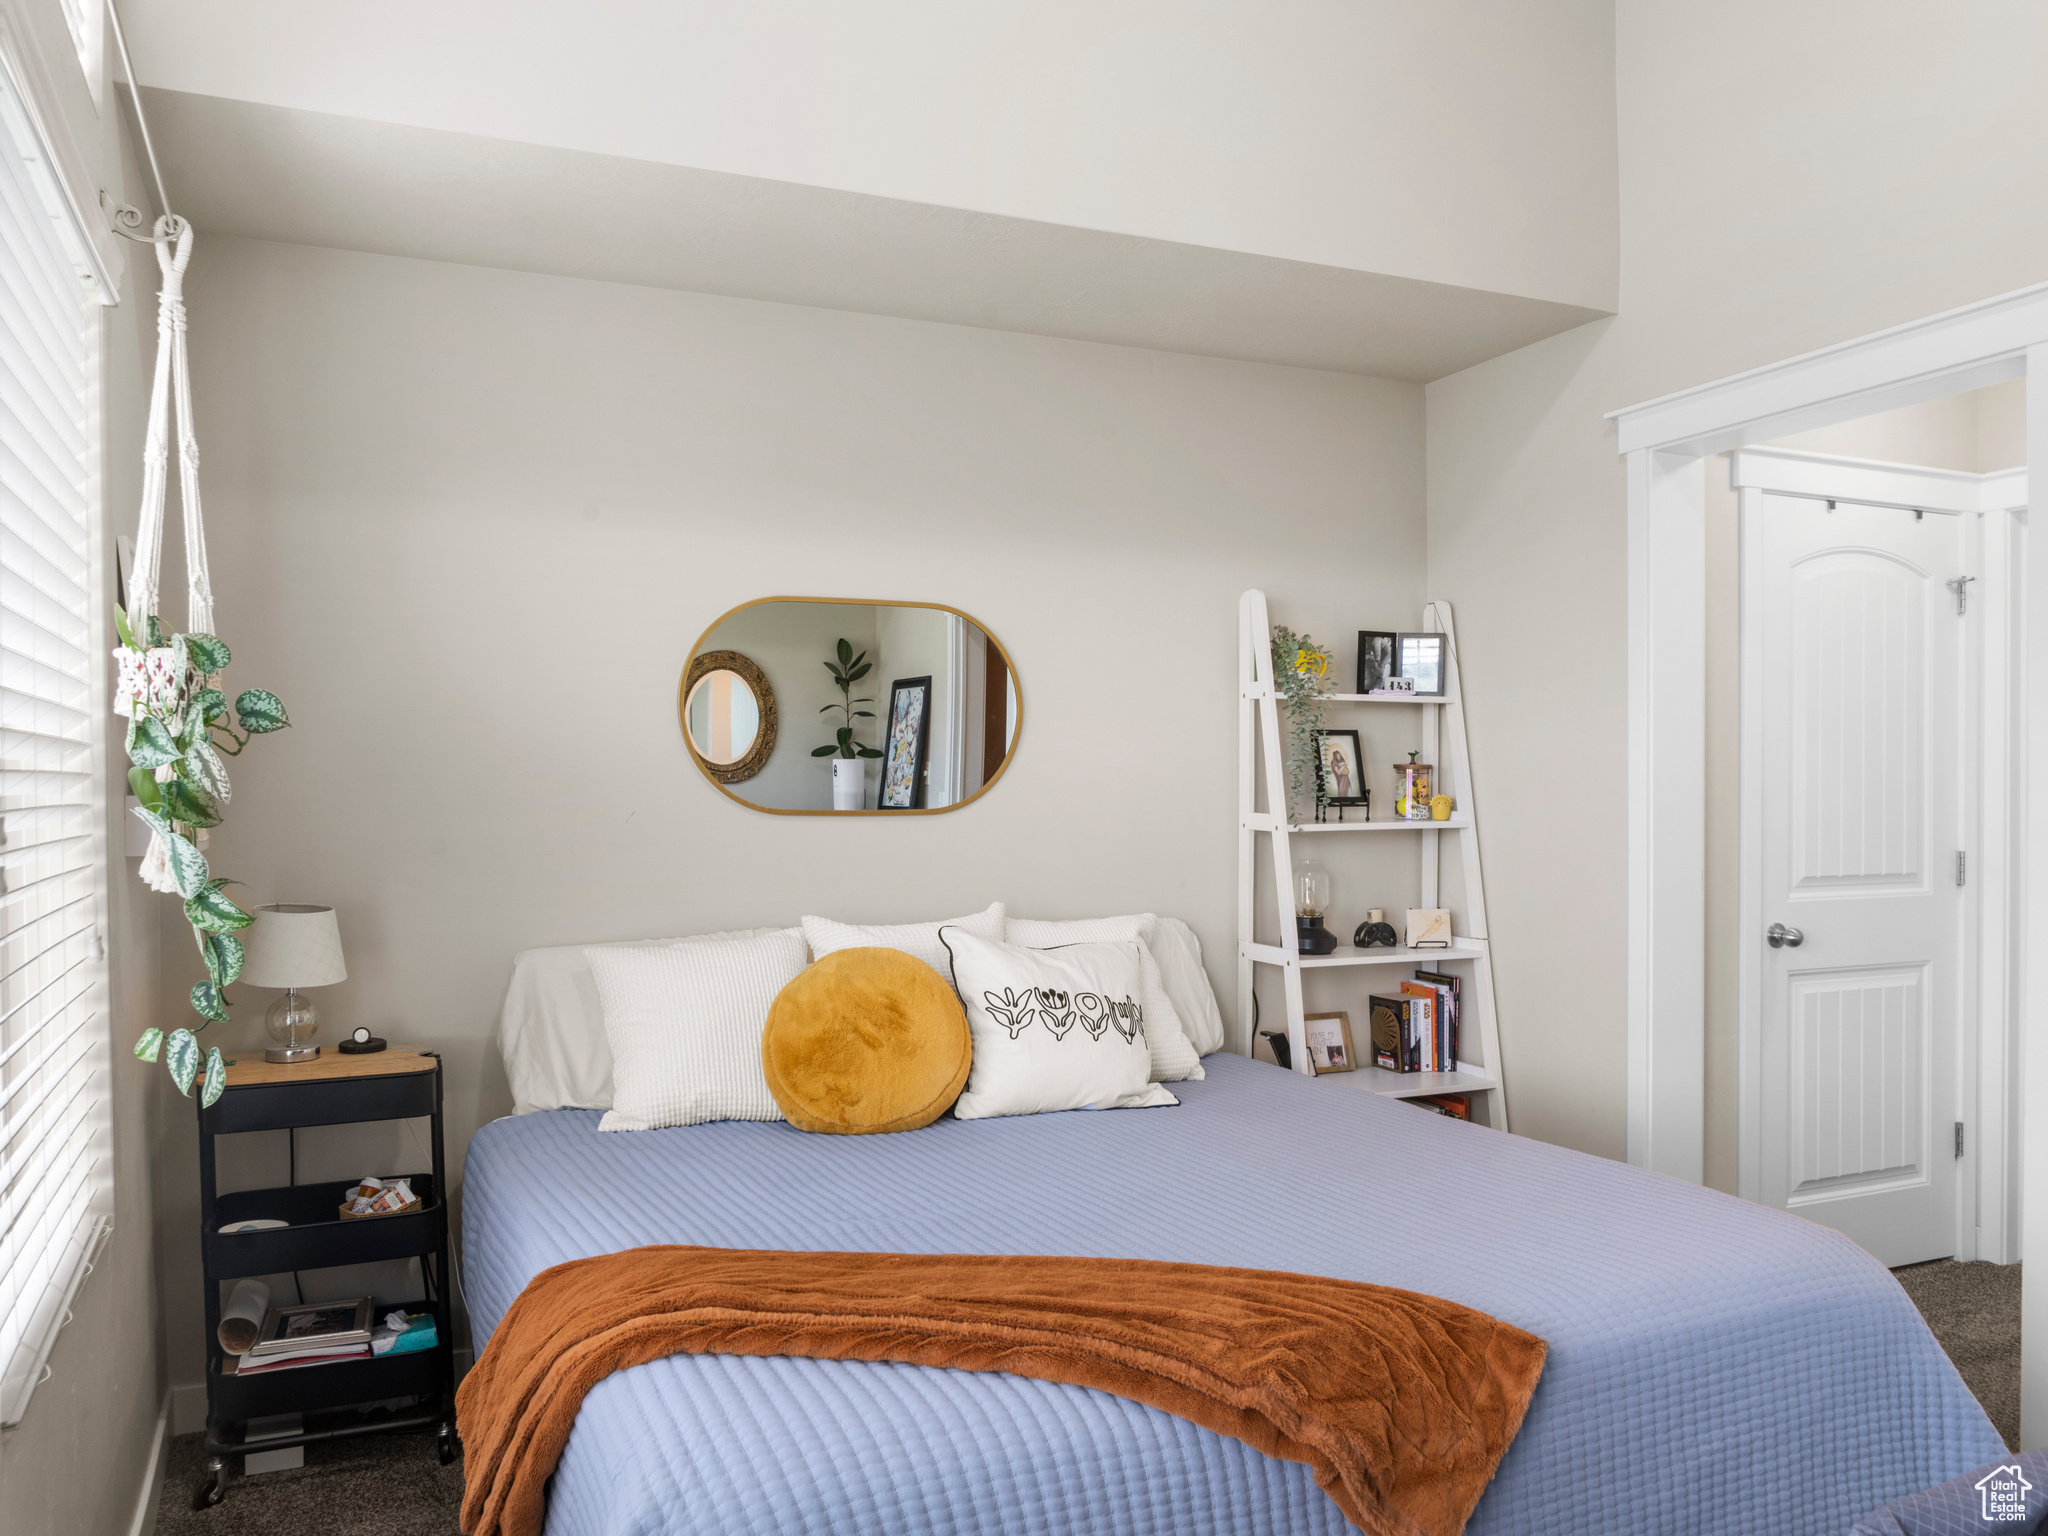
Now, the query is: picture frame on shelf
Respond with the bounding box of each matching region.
[1406,907,1453,948]
[1395,633,1446,696]
[1356,631,1397,694]
[878,676,933,810]
[1311,728,1367,811]
[1304,1011,1357,1074]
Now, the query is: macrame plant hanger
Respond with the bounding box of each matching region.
[103,0,215,892]
[129,216,215,638]
[106,0,292,1106]
[125,217,218,892]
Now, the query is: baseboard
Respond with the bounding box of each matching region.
[127,1393,171,1536]
[170,1380,207,1437]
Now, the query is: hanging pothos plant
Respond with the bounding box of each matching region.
[116,611,289,1107]
[1270,626,1333,820]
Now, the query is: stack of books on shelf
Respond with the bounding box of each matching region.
[229,1299,373,1375]
[1368,969,1461,1075]
[1406,1093,1471,1119]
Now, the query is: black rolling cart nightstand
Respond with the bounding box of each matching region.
[193,1044,456,1509]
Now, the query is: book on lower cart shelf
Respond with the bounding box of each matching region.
[1371,968,1463,1073]
[227,1300,439,1375]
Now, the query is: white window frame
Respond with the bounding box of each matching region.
[1607,279,2048,1448]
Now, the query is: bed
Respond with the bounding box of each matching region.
[463,1047,2003,1536]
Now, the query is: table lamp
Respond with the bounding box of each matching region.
[240,904,347,1063]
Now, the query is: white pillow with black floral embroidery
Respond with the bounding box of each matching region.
[1004,914,1204,1082]
[939,928,1178,1120]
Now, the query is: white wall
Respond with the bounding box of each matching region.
[122,0,1617,312]
[1425,0,2048,1162]
[142,234,1428,1397]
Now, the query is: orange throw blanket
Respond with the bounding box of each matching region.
[457,1246,1546,1536]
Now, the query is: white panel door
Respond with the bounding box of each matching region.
[1755,492,1963,1266]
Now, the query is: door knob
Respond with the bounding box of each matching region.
[1767,923,1804,949]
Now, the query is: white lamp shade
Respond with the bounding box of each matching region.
[240,904,347,989]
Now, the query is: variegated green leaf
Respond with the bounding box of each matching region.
[125,714,180,770]
[196,687,227,725]
[127,765,163,812]
[165,1028,200,1095]
[133,1027,163,1063]
[201,932,244,989]
[160,778,222,829]
[190,981,229,1023]
[183,736,230,805]
[233,689,289,734]
[200,1047,227,1107]
[131,807,208,897]
[185,634,232,674]
[146,615,166,648]
[185,885,252,934]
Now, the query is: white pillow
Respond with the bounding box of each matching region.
[500,927,793,1113]
[801,902,1005,988]
[1003,914,1203,1082]
[585,929,808,1131]
[1150,918,1227,1056]
[940,928,1178,1120]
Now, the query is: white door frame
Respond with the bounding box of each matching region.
[1607,276,2048,1448]
[1730,447,2027,1265]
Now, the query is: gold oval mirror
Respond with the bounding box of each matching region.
[681,599,1020,814]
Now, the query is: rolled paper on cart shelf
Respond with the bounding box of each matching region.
[218,1278,270,1355]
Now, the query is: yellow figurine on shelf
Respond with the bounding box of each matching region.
[1430,794,1454,821]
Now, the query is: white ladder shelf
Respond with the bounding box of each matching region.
[1235,590,1510,1128]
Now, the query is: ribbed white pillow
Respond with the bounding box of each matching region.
[1003,914,1204,1082]
[941,929,1178,1120]
[1150,919,1227,1056]
[585,929,808,1131]
[801,902,1005,987]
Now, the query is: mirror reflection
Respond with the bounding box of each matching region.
[681,600,1020,814]
[684,669,761,765]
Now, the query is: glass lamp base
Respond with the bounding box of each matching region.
[264,1043,321,1064]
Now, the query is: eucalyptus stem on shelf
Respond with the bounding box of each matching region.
[1270,625,1333,820]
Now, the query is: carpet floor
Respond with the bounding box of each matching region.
[150,1261,2023,1532]
[1892,1258,2021,1450]
[156,1421,463,1536]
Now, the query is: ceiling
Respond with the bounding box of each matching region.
[140,88,1610,383]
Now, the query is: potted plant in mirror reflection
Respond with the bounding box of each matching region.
[813,638,884,809]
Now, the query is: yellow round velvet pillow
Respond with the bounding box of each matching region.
[761,947,972,1135]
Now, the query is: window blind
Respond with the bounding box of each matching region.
[0,52,104,1429]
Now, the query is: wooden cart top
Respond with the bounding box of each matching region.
[223,1044,436,1090]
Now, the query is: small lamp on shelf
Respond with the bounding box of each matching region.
[240,904,348,1063]
[1293,858,1339,956]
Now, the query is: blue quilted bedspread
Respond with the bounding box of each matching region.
[462,1053,2001,1536]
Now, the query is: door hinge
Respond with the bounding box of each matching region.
[1948,575,1976,615]
[1955,1121,1966,1159]
[1957,851,1967,887]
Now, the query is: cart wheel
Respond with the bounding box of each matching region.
[192,1457,226,1510]
[437,1421,459,1465]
